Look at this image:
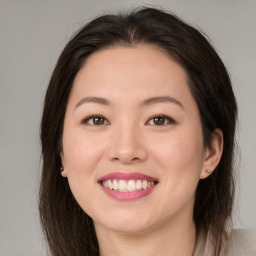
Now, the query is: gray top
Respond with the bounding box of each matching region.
[193,229,256,256]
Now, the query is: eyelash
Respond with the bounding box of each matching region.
[81,115,110,125]
[81,114,176,126]
[146,114,176,126]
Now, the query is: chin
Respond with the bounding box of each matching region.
[93,211,156,234]
[101,222,153,235]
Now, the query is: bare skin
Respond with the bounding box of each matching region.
[61,45,223,256]
[95,203,196,256]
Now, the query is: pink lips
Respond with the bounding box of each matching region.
[98,172,158,201]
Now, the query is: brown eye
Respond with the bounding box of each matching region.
[153,116,165,125]
[93,116,105,125]
[82,115,109,125]
[146,115,175,126]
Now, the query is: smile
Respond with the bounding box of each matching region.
[98,172,158,200]
[101,179,156,192]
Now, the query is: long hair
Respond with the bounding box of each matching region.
[39,7,237,256]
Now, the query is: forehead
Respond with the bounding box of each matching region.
[72,44,189,97]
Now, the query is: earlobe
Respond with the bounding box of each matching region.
[200,129,223,179]
[60,153,68,178]
[60,167,68,177]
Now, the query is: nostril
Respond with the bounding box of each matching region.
[107,140,148,164]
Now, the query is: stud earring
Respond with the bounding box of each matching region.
[60,167,64,172]
[206,169,211,173]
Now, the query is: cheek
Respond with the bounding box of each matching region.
[151,130,204,170]
[148,127,204,198]
[147,131,204,216]
[61,129,108,208]
[63,129,105,174]
[62,130,107,216]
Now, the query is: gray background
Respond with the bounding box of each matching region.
[0,0,255,255]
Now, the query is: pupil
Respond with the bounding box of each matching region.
[154,117,164,125]
[93,117,104,125]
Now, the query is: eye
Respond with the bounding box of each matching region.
[146,115,176,126]
[81,115,110,126]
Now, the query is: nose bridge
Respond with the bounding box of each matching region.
[108,117,147,163]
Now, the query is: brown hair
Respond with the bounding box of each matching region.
[39,7,237,256]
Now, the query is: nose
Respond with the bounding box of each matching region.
[106,123,148,165]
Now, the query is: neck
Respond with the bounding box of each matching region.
[95,215,196,256]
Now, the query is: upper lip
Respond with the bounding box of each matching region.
[98,172,159,182]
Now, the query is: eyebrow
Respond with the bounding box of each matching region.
[141,96,183,108]
[75,97,111,109]
[75,95,183,109]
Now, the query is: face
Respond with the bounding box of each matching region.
[61,45,221,235]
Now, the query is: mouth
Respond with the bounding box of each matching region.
[100,179,157,192]
[98,172,158,200]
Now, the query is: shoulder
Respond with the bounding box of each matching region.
[226,229,256,256]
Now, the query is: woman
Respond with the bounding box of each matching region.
[39,7,254,256]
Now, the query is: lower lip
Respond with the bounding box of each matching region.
[100,185,156,201]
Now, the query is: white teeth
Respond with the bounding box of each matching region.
[119,180,127,192]
[103,180,108,188]
[113,179,118,190]
[108,180,113,190]
[136,180,143,190]
[102,179,156,192]
[127,180,136,192]
[142,180,148,189]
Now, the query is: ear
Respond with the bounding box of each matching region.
[60,153,68,178]
[200,129,223,179]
